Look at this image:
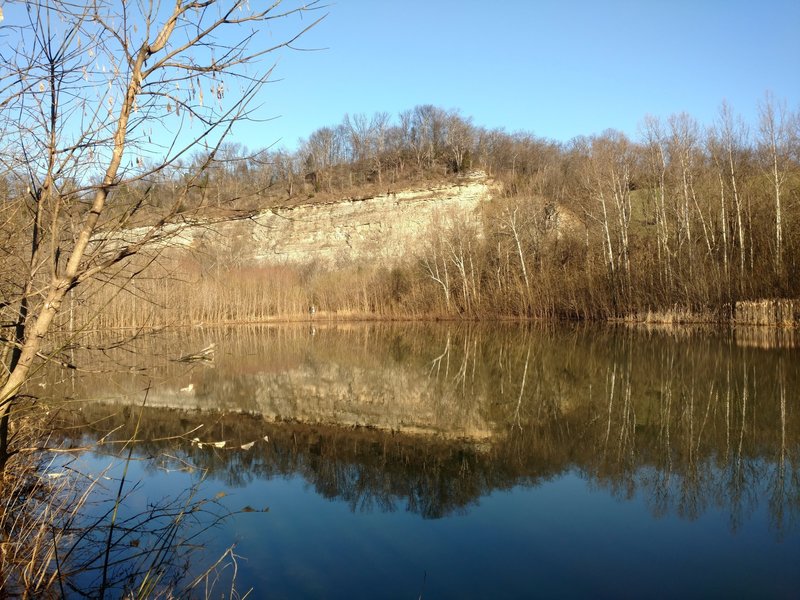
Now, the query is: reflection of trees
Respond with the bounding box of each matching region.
[572,331,800,534]
[767,357,800,537]
[48,323,800,532]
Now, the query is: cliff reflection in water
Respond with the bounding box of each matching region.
[52,324,800,529]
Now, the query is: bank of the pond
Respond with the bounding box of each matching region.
[42,296,800,342]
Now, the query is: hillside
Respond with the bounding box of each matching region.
[199,172,492,268]
[67,101,799,327]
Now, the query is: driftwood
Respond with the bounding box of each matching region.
[175,343,216,363]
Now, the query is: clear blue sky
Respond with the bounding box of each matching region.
[248,0,799,151]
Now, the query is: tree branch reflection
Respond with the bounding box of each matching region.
[44,323,799,533]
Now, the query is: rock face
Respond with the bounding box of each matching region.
[109,173,598,272]
[196,172,492,267]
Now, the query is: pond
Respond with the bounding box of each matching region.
[46,323,800,598]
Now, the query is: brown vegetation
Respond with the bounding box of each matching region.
[0,0,323,467]
[0,1,797,593]
[32,97,796,329]
[0,2,320,596]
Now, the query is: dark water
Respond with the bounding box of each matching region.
[48,323,800,598]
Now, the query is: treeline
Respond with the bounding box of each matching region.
[10,97,799,328]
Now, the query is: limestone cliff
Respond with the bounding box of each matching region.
[151,172,493,267]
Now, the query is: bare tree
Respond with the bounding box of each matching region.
[422,236,452,312]
[302,125,343,192]
[642,115,674,291]
[410,104,447,171]
[577,131,634,306]
[713,102,749,294]
[668,113,716,271]
[342,111,390,184]
[757,92,791,276]
[495,203,534,306]
[444,111,473,173]
[0,0,323,469]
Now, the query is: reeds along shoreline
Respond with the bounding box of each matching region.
[735,299,800,326]
[66,253,799,333]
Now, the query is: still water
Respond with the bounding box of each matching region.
[50,323,799,598]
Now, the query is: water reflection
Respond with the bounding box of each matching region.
[49,323,800,532]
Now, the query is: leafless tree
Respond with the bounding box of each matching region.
[444,111,473,173]
[0,0,323,469]
[711,102,749,294]
[757,92,791,276]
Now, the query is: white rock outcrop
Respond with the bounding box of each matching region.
[202,172,492,267]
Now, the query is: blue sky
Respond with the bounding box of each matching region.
[249,0,799,151]
[1,0,796,155]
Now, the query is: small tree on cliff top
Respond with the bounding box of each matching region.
[0,0,323,469]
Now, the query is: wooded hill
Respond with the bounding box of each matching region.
[5,100,800,326]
